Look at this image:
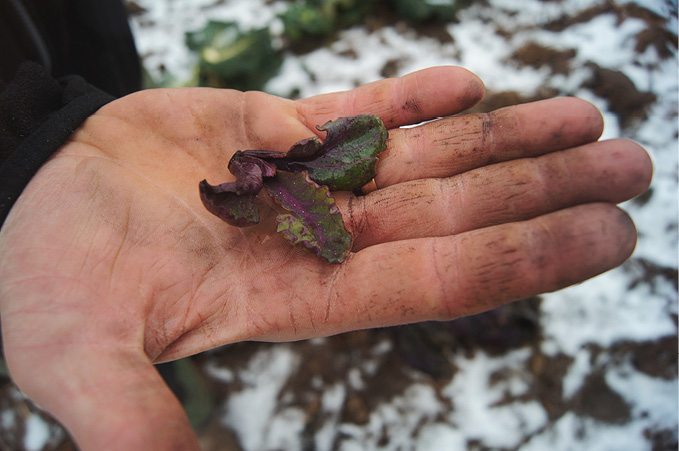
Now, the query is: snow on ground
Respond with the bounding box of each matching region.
[5,0,676,449]
[223,347,301,450]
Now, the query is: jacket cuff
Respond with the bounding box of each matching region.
[0,62,114,229]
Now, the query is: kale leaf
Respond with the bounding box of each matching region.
[199,115,387,263]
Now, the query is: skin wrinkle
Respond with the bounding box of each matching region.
[107,201,131,293]
[185,98,212,141]
[77,113,138,159]
[539,152,571,207]
[342,87,358,119]
[0,274,101,314]
[293,100,313,135]
[376,134,403,187]
[296,98,333,131]
[145,252,221,358]
[371,79,396,127]
[240,91,258,149]
[471,269,507,308]
[528,214,561,286]
[158,304,217,362]
[498,163,539,218]
[480,112,496,162]
[405,125,426,163]
[402,73,423,115]
[153,292,194,360]
[444,175,464,233]
[288,305,299,335]
[352,196,372,249]
[304,299,317,333]
[429,238,454,319]
[59,167,128,283]
[271,269,300,336]
[321,251,353,324]
[346,195,359,239]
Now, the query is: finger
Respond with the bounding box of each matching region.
[296,66,485,129]
[374,97,604,188]
[6,346,198,450]
[341,139,651,250]
[328,203,635,331]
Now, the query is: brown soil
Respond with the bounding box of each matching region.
[583,63,657,129]
[510,42,576,75]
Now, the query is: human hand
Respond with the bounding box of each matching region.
[0,67,651,450]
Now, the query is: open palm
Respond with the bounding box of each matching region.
[0,67,651,450]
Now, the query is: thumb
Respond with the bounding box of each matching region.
[9,347,199,451]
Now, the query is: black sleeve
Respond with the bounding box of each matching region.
[0,62,114,229]
[1,0,141,98]
[0,0,139,230]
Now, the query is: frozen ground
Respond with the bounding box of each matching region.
[1,0,676,450]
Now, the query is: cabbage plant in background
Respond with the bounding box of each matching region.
[178,0,473,91]
[185,20,282,91]
[389,0,472,23]
[280,0,470,44]
[280,0,373,45]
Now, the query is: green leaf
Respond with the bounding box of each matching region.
[292,115,388,191]
[265,170,352,263]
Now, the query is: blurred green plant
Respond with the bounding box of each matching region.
[158,358,215,429]
[168,1,473,91]
[185,20,282,91]
[388,0,472,23]
[280,0,374,44]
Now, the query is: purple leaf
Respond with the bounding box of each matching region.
[264,170,352,263]
[228,151,277,194]
[199,180,260,226]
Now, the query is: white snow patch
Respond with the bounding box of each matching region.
[348,368,365,390]
[444,349,548,448]
[541,268,677,355]
[314,384,347,451]
[223,346,299,451]
[1,410,15,429]
[23,415,50,451]
[263,407,307,451]
[203,360,234,383]
[322,383,347,412]
[561,348,593,399]
[334,384,444,450]
[450,20,548,93]
[415,422,466,450]
[606,362,678,428]
[522,412,651,451]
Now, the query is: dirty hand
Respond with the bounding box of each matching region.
[0,66,651,450]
